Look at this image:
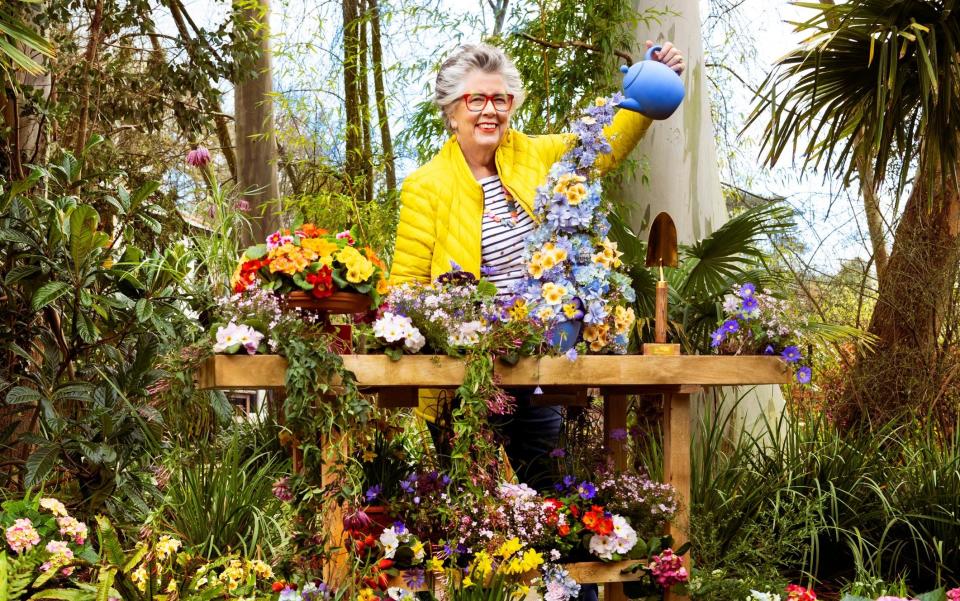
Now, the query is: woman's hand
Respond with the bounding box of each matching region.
[646,40,685,75]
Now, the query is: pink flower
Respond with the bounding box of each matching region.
[6,518,40,553]
[186,146,211,168]
[947,589,960,601]
[266,231,294,250]
[56,516,88,545]
[875,597,915,601]
[336,230,355,245]
[234,199,251,212]
[272,476,293,502]
[41,540,74,575]
[648,548,687,587]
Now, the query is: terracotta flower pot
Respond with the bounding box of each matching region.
[285,290,373,313]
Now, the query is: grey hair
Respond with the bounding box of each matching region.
[434,43,526,132]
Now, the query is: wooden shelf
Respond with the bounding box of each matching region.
[197,354,790,390]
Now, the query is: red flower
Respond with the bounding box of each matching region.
[306,265,334,299]
[271,582,286,592]
[569,504,580,518]
[377,558,394,570]
[543,498,562,512]
[786,585,817,601]
[558,523,571,536]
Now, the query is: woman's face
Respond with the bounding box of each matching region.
[449,70,512,156]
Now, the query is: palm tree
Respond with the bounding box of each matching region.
[747,0,960,425]
[0,1,54,78]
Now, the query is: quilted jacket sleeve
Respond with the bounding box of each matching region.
[531,108,653,174]
[389,170,435,284]
[595,108,653,174]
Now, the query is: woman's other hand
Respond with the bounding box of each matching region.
[645,40,685,75]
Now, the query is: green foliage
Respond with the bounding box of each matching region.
[0,146,204,511]
[157,433,288,558]
[0,1,55,77]
[748,0,960,197]
[675,395,960,595]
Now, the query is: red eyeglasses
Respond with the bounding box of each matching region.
[462,93,514,112]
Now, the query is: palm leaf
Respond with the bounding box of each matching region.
[747,0,960,198]
[680,203,794,296]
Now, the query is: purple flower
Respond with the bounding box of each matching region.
[741,296,759,313]
[781,345,802,363]
[404,569,426,589]
[480,265,497,277]
[400,475,416,494]
[549,448,567,458]
[721,319,740,334]
[186,146,211,168]
[796,366,812,384]
[763,345,775,355]
[739,283,756,298]
[448,260,463,272]
[710,329,726,348]
[234,199,250,212]
[533,386,543,395]
[610,428,627,441]
[577,481,597,500]
[392,521,406,534]
[562,475,576,490]
[364,484,381,502]
[565,347,579,362]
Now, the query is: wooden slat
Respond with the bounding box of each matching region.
[197,355,790,390]
[663,392,692,601]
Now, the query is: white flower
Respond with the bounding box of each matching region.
[404,328,426,352]
[588,534,616,560]
[388,587,414,600]
[380,526,399,559]
[748,591,781,601]
[723,294,740,313]
[611,515,636,554]
[213,322,243,352]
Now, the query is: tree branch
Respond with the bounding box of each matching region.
[517,33,634,66]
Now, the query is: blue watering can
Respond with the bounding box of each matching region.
[618,45,685,120]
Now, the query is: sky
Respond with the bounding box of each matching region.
[164,0,877,276]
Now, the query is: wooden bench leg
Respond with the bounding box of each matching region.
[663,392,691,601]
[603,393,629,601]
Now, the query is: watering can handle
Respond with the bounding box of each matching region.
[645,45,662,62]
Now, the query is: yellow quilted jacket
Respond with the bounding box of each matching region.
[389,108,653,419]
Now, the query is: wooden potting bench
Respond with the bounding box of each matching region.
[198,354,789,600]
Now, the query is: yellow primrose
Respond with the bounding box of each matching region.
[358,588,378,601]
[565,183,588,205]
[581,115,597,125]
[527,261,544,279]
[301,237,339,256]
[595,97,608,107]
[614,305,636,334]
[541,253,557,269]
[537,306,556,320]
[563,303,580,319]
[336,245,363,264]
[542,282,567,305]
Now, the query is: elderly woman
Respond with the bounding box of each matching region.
[389,41,683,578]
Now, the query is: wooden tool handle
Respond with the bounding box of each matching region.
[655,281,668,343]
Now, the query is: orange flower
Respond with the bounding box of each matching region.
[364,246,385,270]
[300,223,328,238]
[376,277,389,295]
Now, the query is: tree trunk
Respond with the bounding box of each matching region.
[626,0,784,430]
[74,0,105,158]
[234,0,279,244]
[342,0,363,192]
[858,151,890,278]
[845,170,960,425]
[369,0,396,195]
[357,0,373,204]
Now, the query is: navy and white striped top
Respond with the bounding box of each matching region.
[479,175,535,296]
